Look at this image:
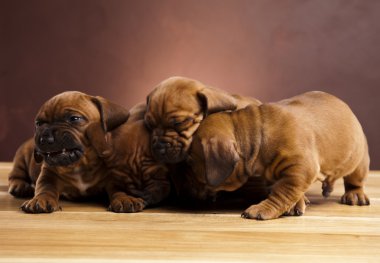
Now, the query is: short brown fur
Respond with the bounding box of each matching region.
[185,91,370,220]
[8,91,130,213]
[144,76,261,164]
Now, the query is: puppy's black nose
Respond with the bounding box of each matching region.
[153,141,169,151]
[39,129,55,145]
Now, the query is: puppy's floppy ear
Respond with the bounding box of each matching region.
[197,87,238,117]
[201,137,240,187]
[146,93,151,107]
[85,122,112,158]
[91,96,129,132]
[33,149,43,163]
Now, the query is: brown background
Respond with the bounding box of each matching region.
[1,0,379,169]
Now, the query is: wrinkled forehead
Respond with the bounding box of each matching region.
[37,91,100,120]
[148,86,202,119]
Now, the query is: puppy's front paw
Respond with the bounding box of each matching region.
[283,196,310,217]
[108,195,146,213]
[241,203,281,220]
[341,189,370,206]
[21,195,59,213]
[8,179,35,198]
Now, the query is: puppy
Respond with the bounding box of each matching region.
[8,91,129,213]
[87,103,171,212]
[185,91,370,220]
[144,76,261,164]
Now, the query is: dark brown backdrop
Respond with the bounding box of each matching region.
[1,0,380,169]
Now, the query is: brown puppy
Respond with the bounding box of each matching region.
[144,76,261,164]
[87,103,171,212]
[8,91,129,213]
[186,91,370,220]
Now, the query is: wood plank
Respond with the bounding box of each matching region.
[1,163,380,262]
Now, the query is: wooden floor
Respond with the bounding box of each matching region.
[1,162,380,262]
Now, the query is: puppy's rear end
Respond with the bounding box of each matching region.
[281,91,369,205]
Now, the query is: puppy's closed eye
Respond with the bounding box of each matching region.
[172,117,193,128]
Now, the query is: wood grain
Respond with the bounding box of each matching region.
[0,162,379,262]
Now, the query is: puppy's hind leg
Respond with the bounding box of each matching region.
[8,176,35,198]
[9,157,37,198]
[8,139,41,198]
[341,157,370,206]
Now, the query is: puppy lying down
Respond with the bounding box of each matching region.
[88,103,171,213]
[8,91,130,213]
[8,92,170,213]
[186,91,370,220]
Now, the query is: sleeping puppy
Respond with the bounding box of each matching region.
[144,76,261,164]
[186,91,370,220]
[87,103,171,212]
[8,91,129,213]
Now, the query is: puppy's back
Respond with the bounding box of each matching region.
[263,91,368,177]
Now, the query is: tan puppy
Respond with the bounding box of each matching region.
[8,91,129,213]
[87,103,171,212]
[185,91,370,220]
[144,76,261,164]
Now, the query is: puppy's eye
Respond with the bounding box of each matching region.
[35,120,44,127]
[173,117,193,127]
[69,116,85,123]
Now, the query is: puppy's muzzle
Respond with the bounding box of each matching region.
[35,127,83,166]
[152,138,186,163]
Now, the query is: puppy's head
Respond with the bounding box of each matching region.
[34,91,129,166]
[144,76,238,163]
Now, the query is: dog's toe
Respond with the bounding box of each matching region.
[242,204,279,220]
[341,189,370,206]
[284,196,308,217]
[109,195,146,213]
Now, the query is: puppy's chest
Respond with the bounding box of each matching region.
[61,169,106,199]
